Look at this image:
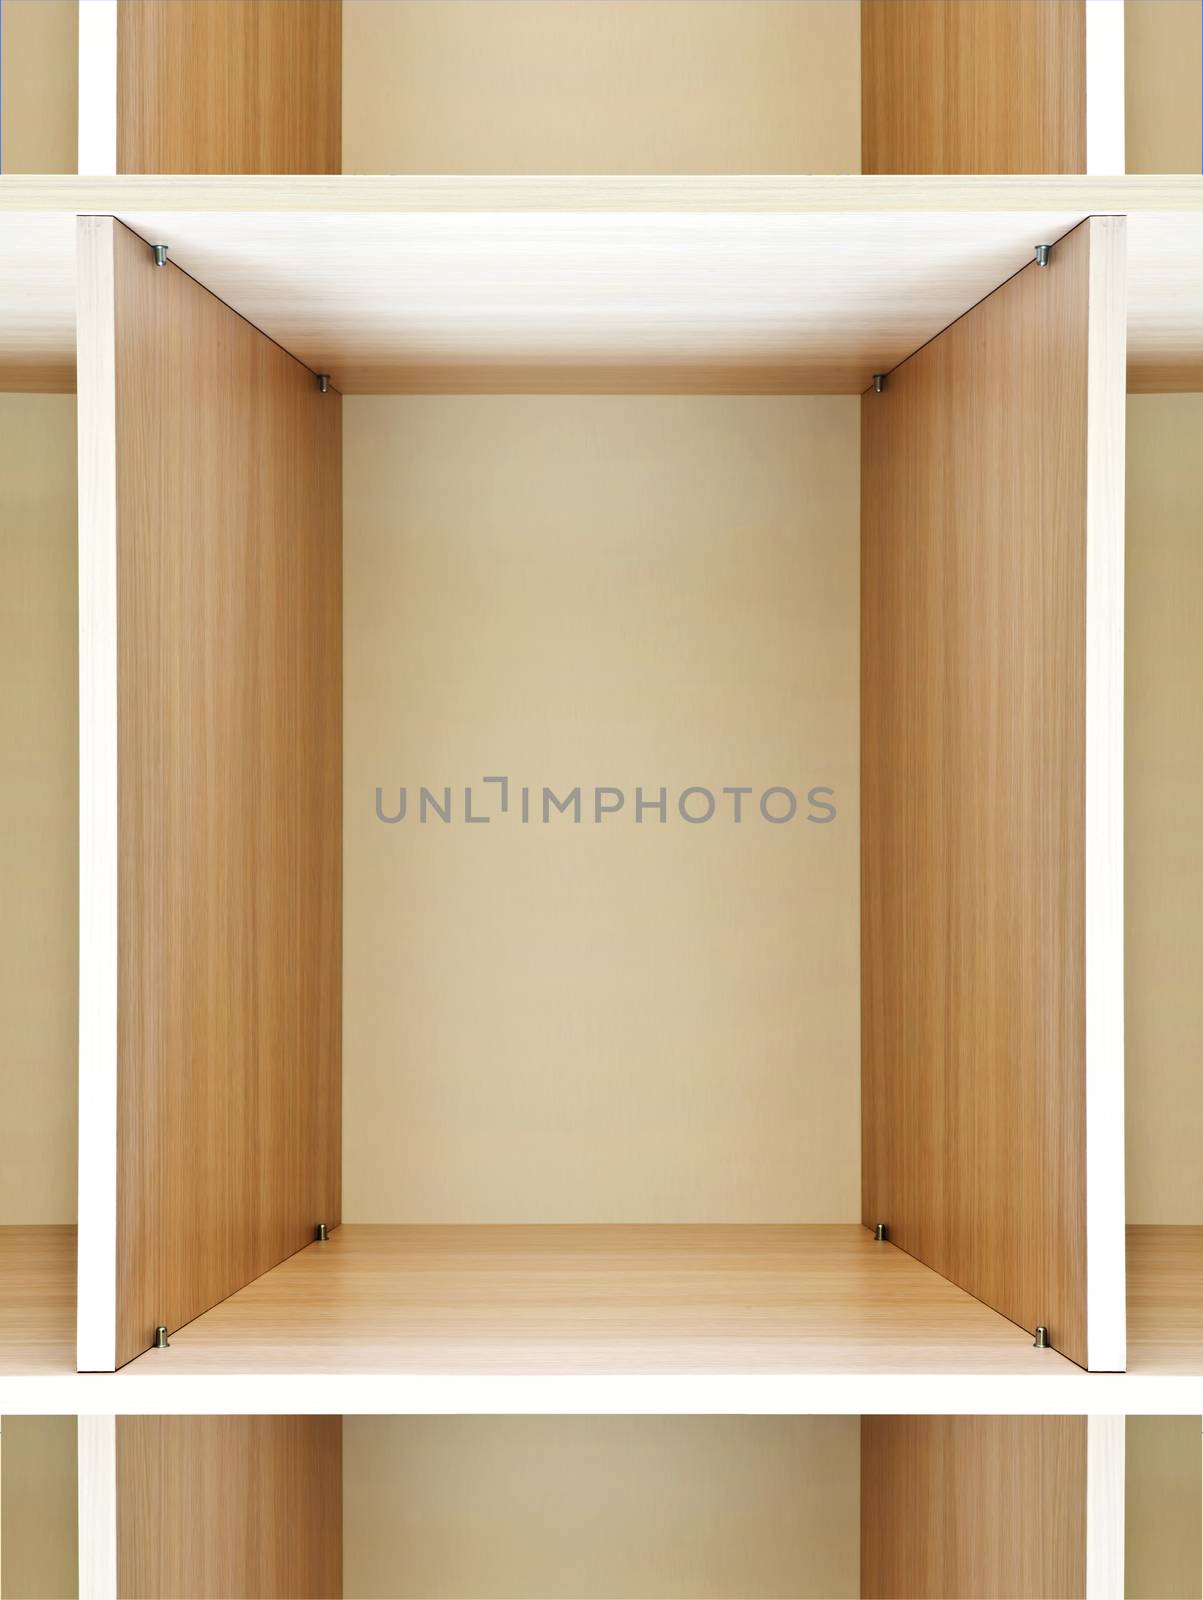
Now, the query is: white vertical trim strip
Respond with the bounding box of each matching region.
[1084,215,1127,1373]
[1086,1415,1125,1599]
[1085,0,1126,176]
[76,217,119,1374]
[77,0,118,176]
[77,1416,118,1600]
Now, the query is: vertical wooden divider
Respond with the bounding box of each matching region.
[861,0,1113,174]
[79,0,341,175]
[79,1416,342,1599]
[861,1416,1097,1599]
[76,216,342,1371]
[861,216,1127,1371]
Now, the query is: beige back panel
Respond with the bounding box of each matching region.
[343,395,860,1222]
[344,1415,859,1598]
[0,395,77,1223]
[342,0,859,174]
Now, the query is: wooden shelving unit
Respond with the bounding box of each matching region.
[0,6,1199,1409]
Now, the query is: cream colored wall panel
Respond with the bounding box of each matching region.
[342,0,859,176]
[1,1417,78,1599]
[1126,1,1202,174]
[0,1,76,173]
[0,215,75,393]
[1125,1417,1203,1599]
[344,395,859,1222]
[0,394,77,1223]
[1127,396,1203,1222]
[343,1415,859,1598]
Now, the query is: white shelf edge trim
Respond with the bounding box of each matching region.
[76,217,119,1374]
[1084,215,1127,1374]
[78,0,118,177]
[1085,0,1125,177]
[78,1416,118,1600]
[1086,1415,1125,1600]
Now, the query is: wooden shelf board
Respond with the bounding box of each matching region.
[118,1223,1079,1376]
[0,1226,76,1376]
[5,201,1203,396]
[1126,1225,1203,1374]
[3,1224,1200,1376]
[3,176,1203,214]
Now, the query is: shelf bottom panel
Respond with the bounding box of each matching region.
[1127,1224,1203,1373]
[0,1225,75,1375]
[120,1222,1073,1376]
[8,1223,1198,1377]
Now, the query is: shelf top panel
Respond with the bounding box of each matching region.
[3,176,1203,213]
[3,188,1203,394]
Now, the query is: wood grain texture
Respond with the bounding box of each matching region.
[862,218,1127,1371]
[861,1416,1088,1599]
[115,1417,342,1599]
[77,217,341,1370]
[1127,1226,1203,1373]
[5,174,1203,212]
[110,208,1083,396]
[116,0,340,174]
[0,1226,76,1375]
[861,0,1087,174]
[6,197,1203,394]
[18,1223,1203,1378]
[118,1224,1078,1375]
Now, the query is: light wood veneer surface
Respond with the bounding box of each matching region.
[861,1416,1088,1599]
[118,1224,1078,1375]
[863,0,1086,176]
[116,0,340,176]
[4,1225,1202,1375]
[0,1226,76,1375]
[1127,1226,1203,1374]
[108,209,1086,395]
[80,218,342,1369]
[4,199,1203,393]
[116,1416,342,1598]
[861,219,1125,1370]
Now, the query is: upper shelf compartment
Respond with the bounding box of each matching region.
[2,1,1200,179]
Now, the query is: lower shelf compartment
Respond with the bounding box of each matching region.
[7,1223,1200,1376]
[12,1413,1201,1599]
[122,1223,1072,1375]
